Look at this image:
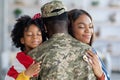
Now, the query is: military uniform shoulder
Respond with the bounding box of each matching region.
[70,36,91,49]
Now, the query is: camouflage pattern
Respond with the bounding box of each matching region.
[28,33,96,80]
[30,77,38,80]
[41,0,67,18]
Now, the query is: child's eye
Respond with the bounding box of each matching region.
[27,34,32,36]
[78,25,85,28]
[26,32,33,36]
[37,32,42,36]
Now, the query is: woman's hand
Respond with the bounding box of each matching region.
[24,61,42,77]
[86,50,103,78]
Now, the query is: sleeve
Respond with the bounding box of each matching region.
[92,48,110,80]
[5,52,34,80]
[97,73,105,80]
[16,71,30,80]
[99,58,110,80]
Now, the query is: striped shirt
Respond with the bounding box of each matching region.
[5,52,34,80]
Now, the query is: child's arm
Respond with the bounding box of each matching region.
[16,62,41,80]
[5,52,41,80]
[16,71,30,80]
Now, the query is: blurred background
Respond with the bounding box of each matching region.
[0,0,120,80]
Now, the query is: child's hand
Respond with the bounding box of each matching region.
[24,61,42,77]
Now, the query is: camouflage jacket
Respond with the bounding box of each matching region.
[28,33,96,80]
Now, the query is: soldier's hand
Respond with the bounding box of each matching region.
[86,50,103,78]
[24,61,42,77]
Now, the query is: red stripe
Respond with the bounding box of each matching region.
[7,66,19,79]
[16,52,34,69]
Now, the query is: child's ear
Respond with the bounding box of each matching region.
[20,38,24,44]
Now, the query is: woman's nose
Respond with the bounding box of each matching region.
[85,26,90,33]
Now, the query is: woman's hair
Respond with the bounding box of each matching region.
[68,9,94,46]
[11,15,46,51]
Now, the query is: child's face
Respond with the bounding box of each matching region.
[21,24,42,52]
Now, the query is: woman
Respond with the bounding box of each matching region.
[68,9,110,80]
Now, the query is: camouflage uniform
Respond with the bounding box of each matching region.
[28,33,96,80]
[41,1,67,18]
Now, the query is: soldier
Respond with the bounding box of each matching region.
[28,0,96,80]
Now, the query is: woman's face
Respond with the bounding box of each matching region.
[72,14,94,44]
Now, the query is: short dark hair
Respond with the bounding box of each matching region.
[68,9,94,46]
[11,15,46,51]
[43,12,68,25]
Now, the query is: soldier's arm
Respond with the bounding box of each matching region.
[27,47,39,60]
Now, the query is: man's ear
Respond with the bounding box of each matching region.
[20,38,24,44]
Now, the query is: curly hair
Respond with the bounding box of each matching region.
[11,15,47,51]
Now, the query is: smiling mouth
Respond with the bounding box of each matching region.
[83,35,91,38]
[32,41,40,45]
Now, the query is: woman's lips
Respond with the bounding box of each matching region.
[83,35,91,39]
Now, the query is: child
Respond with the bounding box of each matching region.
[5,15,46,80]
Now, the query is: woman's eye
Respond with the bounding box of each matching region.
[89,25,93,28]
[89,23,93,28]
[78,25,85,28]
